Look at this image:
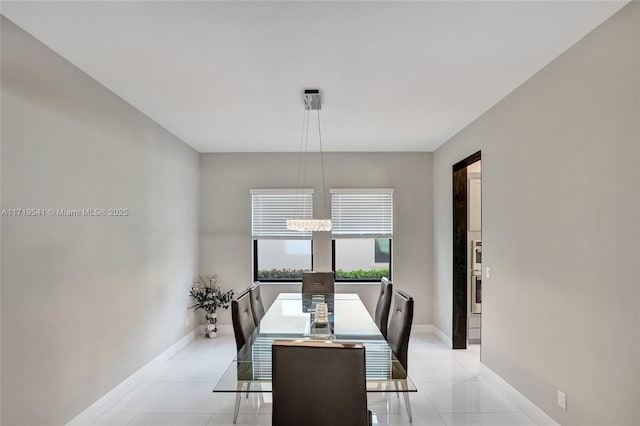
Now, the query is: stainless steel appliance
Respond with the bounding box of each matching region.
[471,240,482,314]
[471,276,482,314]
[471,240,482,274]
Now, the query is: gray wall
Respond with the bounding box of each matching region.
[1,18,199,426]
[200,152,433,325]
[433,3,639,425]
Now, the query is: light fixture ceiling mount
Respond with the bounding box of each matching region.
[303,89,321,111]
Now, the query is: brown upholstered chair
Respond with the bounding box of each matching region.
[249,282,265,327]
[231,289,258,421]
[386,289,414,421]
[272,340,372,426]
[374,277,393,339]
[387,290,414,372]
[301,271,335,294]
[231,289,256,351]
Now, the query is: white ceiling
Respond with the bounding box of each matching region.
[1,1,628,153]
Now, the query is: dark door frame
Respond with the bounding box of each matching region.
[452,151,481,349]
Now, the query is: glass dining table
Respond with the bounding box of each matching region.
[213,292,417,423]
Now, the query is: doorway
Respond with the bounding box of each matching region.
[452,151,481,349]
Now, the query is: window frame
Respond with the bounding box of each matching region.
[330,188,394,283]
[251,189,315,283]
[253,239,314,283]
[331,238,392,283]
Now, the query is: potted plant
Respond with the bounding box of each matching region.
[189,275,233,338]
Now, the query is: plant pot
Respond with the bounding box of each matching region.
[205,312,217,338]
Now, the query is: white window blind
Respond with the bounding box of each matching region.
[330,189,394,238]
[251,189,313,239]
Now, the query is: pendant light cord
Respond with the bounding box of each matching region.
[302,109,310,196]
[295,108,306,193]
[295,107,310,217]
[317,109,328,219]
[291,92,330,226]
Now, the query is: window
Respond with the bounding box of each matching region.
[251,189,313,281]
[333,238,391,280]
[330,189,394,281]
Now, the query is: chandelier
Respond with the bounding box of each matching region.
[286,89,332,232]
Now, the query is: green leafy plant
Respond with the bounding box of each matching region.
[189,275,234,314]
[335,268,390,280]
[257,268,390,281]
[257,268,304,280]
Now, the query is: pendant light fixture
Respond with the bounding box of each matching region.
[286,89,332,232]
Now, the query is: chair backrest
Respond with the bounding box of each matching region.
[374,277,393,339]
[249,282,265,327]
[272,341,369,426]
[302,271,335,294]
[386,290,414,371]
[231,289,256,351]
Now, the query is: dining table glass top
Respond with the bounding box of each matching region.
[212,292,416,393]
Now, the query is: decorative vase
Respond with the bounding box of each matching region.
[206,312,218,338]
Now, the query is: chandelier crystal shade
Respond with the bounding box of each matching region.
[286,218,332,232]
[286,89,332,232]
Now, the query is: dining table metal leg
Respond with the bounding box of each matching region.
[233,382,244,424]
[400,380,413,423]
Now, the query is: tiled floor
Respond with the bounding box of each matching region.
[90,333,542,426]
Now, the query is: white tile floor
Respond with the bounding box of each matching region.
[90,332,543,426]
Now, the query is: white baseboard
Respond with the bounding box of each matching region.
[412,323,432,333]
[479,364,559,426]
[67,329,197,426]
[411,324,453,348]
[430,324,453,348]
